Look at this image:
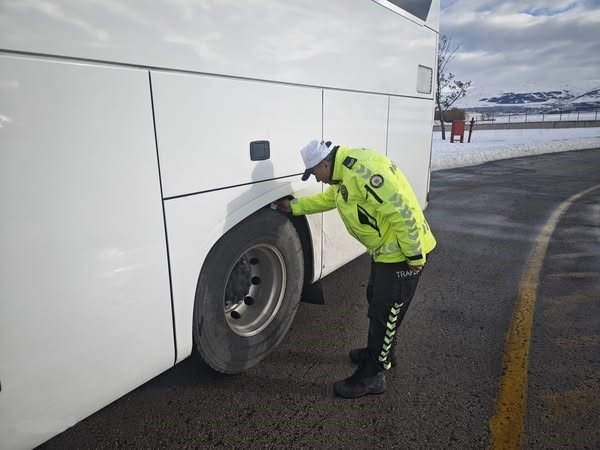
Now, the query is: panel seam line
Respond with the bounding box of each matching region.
[148,71,178,365]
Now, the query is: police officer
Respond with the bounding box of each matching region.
[277,139,437,398]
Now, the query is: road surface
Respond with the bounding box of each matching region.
[41,148,600,449]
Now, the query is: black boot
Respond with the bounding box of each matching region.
[333,361,386,398]
[349,347,397,368]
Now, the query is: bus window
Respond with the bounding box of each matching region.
[376,0,433,21]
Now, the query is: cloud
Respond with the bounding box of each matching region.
[440,1,600,105]
[522,2,576,16]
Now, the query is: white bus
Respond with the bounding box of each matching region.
[0,1,439,448]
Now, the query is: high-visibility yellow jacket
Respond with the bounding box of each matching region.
[291,146,436,265]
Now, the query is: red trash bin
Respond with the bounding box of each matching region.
[450,120,465,143]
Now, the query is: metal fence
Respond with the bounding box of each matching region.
[473,108,600,124]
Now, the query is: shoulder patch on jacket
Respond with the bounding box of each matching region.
[370,174,384,188]
[342,156,357,169]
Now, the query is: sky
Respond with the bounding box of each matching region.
[439,0,600,106]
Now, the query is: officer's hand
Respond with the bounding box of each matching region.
[275,199,292,213]
[408,264,423,273]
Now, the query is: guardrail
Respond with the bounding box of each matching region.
[433,119,600,132]
[472,109,599,125]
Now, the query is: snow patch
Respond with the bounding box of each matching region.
[431,127,600,171]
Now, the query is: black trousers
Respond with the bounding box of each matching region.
[366,258,423,370]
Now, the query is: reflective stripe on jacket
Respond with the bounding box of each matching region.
[290,146,436,265]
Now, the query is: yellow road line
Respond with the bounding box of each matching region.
[489,183,600,449]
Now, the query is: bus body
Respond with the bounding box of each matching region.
[0,1,439,448]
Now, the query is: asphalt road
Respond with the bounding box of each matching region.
[41,148,600,449]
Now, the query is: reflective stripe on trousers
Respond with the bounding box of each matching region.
[366,258,424,370]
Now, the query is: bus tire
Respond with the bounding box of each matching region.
[193,208,304,374]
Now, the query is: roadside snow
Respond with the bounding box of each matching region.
[431,127,600,171]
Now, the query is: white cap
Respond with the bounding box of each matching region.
[300,139,334,181]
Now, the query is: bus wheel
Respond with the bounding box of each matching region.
[193,208,304,374]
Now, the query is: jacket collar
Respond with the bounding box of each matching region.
[331,146,351,183]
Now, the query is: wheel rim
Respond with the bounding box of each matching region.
[223,244,287,337]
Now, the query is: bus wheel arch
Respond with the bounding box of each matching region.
[193,207,304,374]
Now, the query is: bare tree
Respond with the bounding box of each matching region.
[436,35,471,140]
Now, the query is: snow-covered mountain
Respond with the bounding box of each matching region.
[479,91,572,104]
[471,87,600,111]
[572,88,600,108]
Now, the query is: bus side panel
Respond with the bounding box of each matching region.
[150,71,322,198]
[0,56,173,449]
[163,179,323,363]
[150,72,324,362]
[387,97,435,208]
[321,90,389,276]
[0,0,439,99]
